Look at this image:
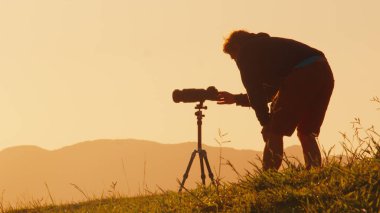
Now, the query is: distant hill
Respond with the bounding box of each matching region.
[0,139,303,207]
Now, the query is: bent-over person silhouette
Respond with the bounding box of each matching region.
[218,30,334,170]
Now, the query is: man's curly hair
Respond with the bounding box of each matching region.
[223,30,253,55]
[223,30,270,55]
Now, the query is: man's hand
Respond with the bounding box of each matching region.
[217,91,236,105]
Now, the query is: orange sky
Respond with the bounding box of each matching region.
[0,0,379,153]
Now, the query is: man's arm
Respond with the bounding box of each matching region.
[245,84,270,126]
[217,92,251,107]
[236,49,270,126]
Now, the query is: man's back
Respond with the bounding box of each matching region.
[237,34,324,87]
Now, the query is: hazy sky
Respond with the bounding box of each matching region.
[0,0,379,153]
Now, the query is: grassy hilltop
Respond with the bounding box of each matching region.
[6,126,380,212]
[5,108,380,212]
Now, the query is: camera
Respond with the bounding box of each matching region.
[172,86,219,103]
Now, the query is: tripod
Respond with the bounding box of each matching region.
[178,101,215,192]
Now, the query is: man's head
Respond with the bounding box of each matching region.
[223,30,253,60]
[223,30,270,60]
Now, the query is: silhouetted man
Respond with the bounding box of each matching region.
[218,30,334,170]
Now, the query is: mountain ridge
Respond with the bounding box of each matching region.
[0,139,303,207]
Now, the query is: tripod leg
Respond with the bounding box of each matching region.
[199,149,206,185]
[202,150,215,185]
[179,150,197,192]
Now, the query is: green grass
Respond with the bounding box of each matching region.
[4,117,380,212]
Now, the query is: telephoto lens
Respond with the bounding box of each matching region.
[172,86,218,103]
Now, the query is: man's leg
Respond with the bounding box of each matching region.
[266,67,310,171]
[263,133,284,171]
[297,131,321,169]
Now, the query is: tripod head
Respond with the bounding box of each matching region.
[195,100,207,110]
[195,101,207,119]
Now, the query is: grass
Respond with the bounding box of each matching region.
[5,126,379,212]
[4,101,380,212]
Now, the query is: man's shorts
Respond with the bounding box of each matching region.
[269,59,334,137]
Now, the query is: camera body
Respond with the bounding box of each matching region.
[172,86,218,103]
